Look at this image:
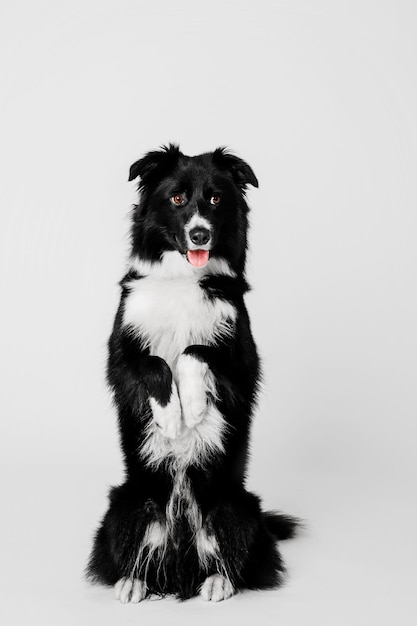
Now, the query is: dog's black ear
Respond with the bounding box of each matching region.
[212,147,259,189]
[128,144,181,187]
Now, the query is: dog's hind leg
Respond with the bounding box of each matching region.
[198,491,290,596]
[113,517,168,603]
[86,483,168,602]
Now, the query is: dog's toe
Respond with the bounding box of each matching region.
[200,574,234,602]
[115,577,132,603]
[115,577,147,603]
[114,577,126,600]
[130,579,148,603]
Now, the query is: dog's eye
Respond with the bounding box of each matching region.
[171,194,185,206]
[210,195,221,206]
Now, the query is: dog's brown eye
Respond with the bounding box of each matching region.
[210,195,221,206]
[172,194,185,206]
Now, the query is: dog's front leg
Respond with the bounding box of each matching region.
[176,348,217,429]
[108,329,182,440]
[140,356,182,439]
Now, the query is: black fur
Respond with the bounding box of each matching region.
[86,145,298,601]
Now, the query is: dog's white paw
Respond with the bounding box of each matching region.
[181,388,208,428]
[149,381,182,439]
[114,577,147,603]
[200,574,234,602]
[177,354,214,428]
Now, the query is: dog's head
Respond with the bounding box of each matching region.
[128,145,258,274]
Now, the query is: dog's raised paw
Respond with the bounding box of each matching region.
[149,381,182,439]
[177,354,214,428]
[200,574,234,602]
[115,577,147,603]
[181,390,208,428]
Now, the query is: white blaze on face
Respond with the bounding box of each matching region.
[184,212,212,267]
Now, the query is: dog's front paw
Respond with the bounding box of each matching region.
[181,387,209,429]
[149,381,182,439]
[177,354,215,428]
[115,577,147,603]
[200,574,234,602]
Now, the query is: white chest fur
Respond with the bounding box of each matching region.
[122,255,237,370]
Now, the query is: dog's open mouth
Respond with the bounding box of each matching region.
[186,250,210,267]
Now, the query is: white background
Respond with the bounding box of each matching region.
[0,1,416,624]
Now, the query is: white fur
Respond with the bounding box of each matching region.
[166,471,228,577]
[200,574,234,602]
[144,520,167,548]
[140,402,226,470]
[147,354,225,469]
[166,469,201,534]
[148,381,182,439]
[184,212,212,250]
[177,353,218,428]
[123,255,236,371]
[131,520,168,583]
[115,577,147,603]
[196,527,219,568]
[123,277,235,370]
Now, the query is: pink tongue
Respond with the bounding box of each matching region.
[186,250,210,267]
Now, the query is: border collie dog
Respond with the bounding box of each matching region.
[87,145,297,602]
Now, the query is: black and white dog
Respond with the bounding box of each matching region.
[87,145,297,602]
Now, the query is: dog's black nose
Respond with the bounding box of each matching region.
[189,227,211,246]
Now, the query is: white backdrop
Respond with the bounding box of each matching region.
[0,1,416,624]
